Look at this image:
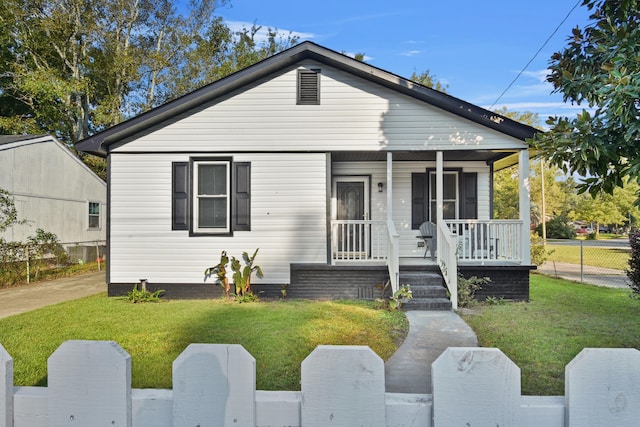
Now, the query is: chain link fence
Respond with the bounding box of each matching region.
[0,240,106,287]
[536,238,630,288]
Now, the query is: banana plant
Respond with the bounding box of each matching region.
[204,250,230,299]
[231,248,263,297]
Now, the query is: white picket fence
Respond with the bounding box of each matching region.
[1,341,639,427]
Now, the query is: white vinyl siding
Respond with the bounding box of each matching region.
[109,152,327,284]
[0,137,106,244]
[112,62,527,155]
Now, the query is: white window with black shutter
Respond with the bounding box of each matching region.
[171,158,251,235]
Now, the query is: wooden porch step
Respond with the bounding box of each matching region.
[400,271,452,311]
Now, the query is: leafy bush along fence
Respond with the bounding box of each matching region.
[0,239,105,287]
[1,341,639,426]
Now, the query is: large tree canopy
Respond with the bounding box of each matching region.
[531,0,640,196]
[0,0,296,144]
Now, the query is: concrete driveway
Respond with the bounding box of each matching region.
[0,271,106,319]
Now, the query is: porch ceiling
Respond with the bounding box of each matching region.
[332,150,516,164]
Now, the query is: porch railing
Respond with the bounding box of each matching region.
[330,220,388,263]
[438,221,458,310]
[445,220,523,263]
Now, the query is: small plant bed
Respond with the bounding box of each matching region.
[461,274,640,396]
[0,296,408,391]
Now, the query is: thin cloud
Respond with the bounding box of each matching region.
[400,50,422,57]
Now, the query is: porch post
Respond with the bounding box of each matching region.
[436,151,443,223]
[387,153,393,221]
[436,151,446,263]
[519,149,531,264]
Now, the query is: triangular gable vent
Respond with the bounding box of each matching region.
[297,69,320,105]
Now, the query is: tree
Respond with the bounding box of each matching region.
[0,0,297,178]
[531,0,640,197]
[571,179,640,237]
[410,70,449,93]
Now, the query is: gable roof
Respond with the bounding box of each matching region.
[1,134,106,184]
[76,41,539,157]
[0,134,49,146]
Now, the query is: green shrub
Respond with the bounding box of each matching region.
[123,283,164,303]
[535,215,576,239]
[626,231,640,299]
[530,231,554,266]
[457,274,490,308]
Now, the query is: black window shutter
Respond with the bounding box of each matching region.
[411,173,427,229]
[233,162,251,231]
[460,173,478,219]
[172,162,189,230]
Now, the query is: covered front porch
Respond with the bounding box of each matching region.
[328,150,532,309]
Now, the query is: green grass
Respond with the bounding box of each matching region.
[0,296,408,391]
[547,245,629,270]
[461,274,640,395]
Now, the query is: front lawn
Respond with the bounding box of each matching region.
[461,274,640,395]
[0,296,408,391]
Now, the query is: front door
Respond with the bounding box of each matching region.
[333,176,370,256]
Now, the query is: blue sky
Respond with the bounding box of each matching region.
[217,0,593,127]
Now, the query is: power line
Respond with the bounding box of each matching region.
[489,0,582,110]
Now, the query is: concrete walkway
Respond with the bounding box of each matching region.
[384,310,478,394]
[0,271,106,319]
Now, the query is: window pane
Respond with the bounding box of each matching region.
[89,215,99,228]
[443,174,456,199]
[89,202,100,215]
[198,164,227,195]
[198,198,227,228]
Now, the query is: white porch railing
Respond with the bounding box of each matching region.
[445,220,523,263]
[437,221,458,310]
[331,220,388,263]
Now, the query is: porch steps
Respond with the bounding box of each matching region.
[399,271,452,311]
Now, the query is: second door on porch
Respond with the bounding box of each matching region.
[334,176,370,258]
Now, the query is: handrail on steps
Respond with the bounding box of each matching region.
[386,219,400,295]
[438,221,458,310]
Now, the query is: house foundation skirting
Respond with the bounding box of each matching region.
[108,282,288,299]
[289,263,389,300]
[107,263,535,301]
[458,264,536,302]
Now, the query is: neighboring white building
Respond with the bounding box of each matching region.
[76,42,538,305]
[0,134,106,250]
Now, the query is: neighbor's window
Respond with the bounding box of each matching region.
[88,202,100,229]
[193,160,230,233]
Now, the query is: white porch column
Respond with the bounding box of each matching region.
[519,149,531,264]
[436,151,444,260]
[436,151,443,223]
[387,152,393,221]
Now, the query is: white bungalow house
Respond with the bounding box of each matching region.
[0,134,107,261]
[76,42,537,308]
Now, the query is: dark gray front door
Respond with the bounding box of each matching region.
[334,177,370,255]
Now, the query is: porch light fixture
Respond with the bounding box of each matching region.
[378,182,384,192]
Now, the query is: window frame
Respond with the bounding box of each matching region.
[191,158,232,235]
[88,201,101,230]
